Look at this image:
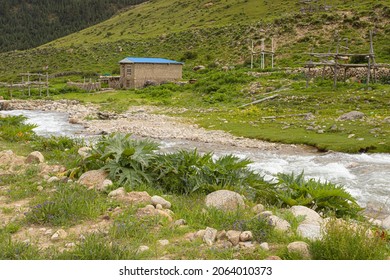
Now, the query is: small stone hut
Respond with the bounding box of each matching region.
[119,57,183,89]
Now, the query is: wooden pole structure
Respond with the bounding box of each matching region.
[46,72,49,96]
[28,72,31,97]
[39,73,42,96]
[250,40,254,69]
[271,37,274,68]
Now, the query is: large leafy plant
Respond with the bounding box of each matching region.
[152,150,266,195]
[84,133,159,187]
[274,172,362,218]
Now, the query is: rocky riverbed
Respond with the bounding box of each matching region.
[2,99,312,153]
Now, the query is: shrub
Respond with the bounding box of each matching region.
[310,219,389,260]
[0,115,37,142]
[274,172,362,218]
[152,150,266,195]
[84,133,159,187]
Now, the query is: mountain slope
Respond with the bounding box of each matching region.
[0,0,148,52]
[0,0,389,79]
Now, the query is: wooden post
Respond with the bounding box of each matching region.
[367,56,371,86]
[46,72,49,96]
[39,73,42,96]
[333,61,338,88]
[271,37,274,68]
[250,40,254,69]
[28,72,31,97]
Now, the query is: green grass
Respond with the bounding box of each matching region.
[310,218,389,260]
[25,184,112,226]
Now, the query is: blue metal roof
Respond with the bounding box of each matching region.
[119,57,183,64]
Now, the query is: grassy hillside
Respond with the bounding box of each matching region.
[0,0,389,79]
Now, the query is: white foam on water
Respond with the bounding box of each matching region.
[1,110,84,137]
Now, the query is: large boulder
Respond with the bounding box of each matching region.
[289,205,323,225]
[337,111,365,121]
[297,223,322,240]
[205,190,245,211]
[77,169,109,191]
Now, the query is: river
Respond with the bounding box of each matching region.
[2,109,390,213]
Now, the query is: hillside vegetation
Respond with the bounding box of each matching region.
[0,0,389,78]
[0,0,148,52]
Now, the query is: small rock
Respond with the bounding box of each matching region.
[184,232,196,241]
[174,219,187,226]
[226,230,241,246]
[304,113,315,120]
[108,187,126,198]
[37,185,44,191]
[239,241,255,249]
[215,240,233,249]
[317,129,324,134]
[239,231,253,242]
[205,190,245,212]
[119,191,152,204]
[65,242,76,248]
[267,215,291,232]
[329,124,338,131]
[158,239,170,246]
[151,195,171,209]
[25,151,45,164]
[260,242,270,251]
[348,134,355,139]
[193,65,206,71]
[195,230,206,239]
[137,245,150,253]
[287,241,311,259]
[155,204,163,210]
[47,176,60,183]
[203,227,218,246]
[51,229,67,241]
[44,229,53,236]
[252,204,265,214]
[100,179,113,191]
[257,211,273,218]
[216,230,227,241]
[337,111,365,121]
[77,170,108,190]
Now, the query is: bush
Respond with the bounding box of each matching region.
[0,115,37,142]
[84,133,159,187]
[152,150,265,195]
[310,219,389,260]
[274,172,362,218]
